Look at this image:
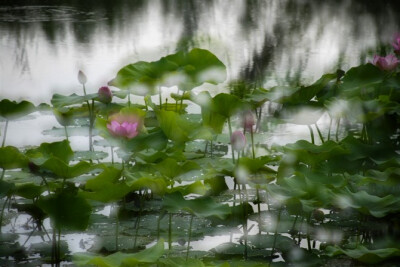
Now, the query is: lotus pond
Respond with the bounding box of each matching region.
[2,43,400,267]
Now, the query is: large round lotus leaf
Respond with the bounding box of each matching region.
[109,48,226,95]
[25,139,74,165]
[339,63,385,98]
[37,190,92,231]
[51,93,98,108]
[0,146,28,170]
[0,99,35,120]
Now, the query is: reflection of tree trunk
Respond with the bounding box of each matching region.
[176,0,198,52]
[241,34,274,87]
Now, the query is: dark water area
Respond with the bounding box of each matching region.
[1,0,400,103]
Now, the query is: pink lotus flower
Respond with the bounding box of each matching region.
[372,54,399,71]
[231,130,246,151]
[393,33,400,55]
[106,113,142,139]
[98,86,113,104]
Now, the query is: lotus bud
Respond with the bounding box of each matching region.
[98,86,113,104]
[78,70,87,84]
[231,130,246,151]
[372,54,399,71]
[242,111,255,132]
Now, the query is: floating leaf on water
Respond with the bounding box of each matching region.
[324,245,400,264]
[74,238,165,266]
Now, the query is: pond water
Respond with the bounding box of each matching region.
[1,0,400,104]
[2,1,400,266]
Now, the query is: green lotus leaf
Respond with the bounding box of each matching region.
[123,171,168,195]
[244,234,295,252]
[279,73,337,105]
[14,183,44,199]
[73,239,164,267]
[159,257,205,267]
[83,166,130,203]
[51,93,98,108]
[0,146,28,170]
[156,109,197,144]
[190,91,226,134]
[0,99,35,120]
[339,63,385,98]
[163,192,230,219]
[155,158,200,179]
[110,48,226,95]
[325,245,400,264]
[335,188,400,218]
[39,158,93,179]
[25,139,74,165]
[0,180,15,198]
[37,190,92,231]
[167,181,209,196]
[211,93,244,118]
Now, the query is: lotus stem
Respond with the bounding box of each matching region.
[157,213,163,240]
[291,214,298,237]
[270,206,282,263]
[327,116,333,141]
[115,205,119,251]
[57,227,61,265]
[242,184,248,260]
[335,118,341,142]
[22,225,37,246]
[0,196,9,233]
[256,187,261,235]
[159,86,162,110]
[1,120,8,147]
[186,214,194,261]
[175,88,179,112]
[227,117,235,164]
[315,123,324,143]
[0,169,5,181]
[250,127,255,159]
[306,213,312,251]
[308,125,315,144]
[168,213,172,251]
[64,126,69,141]
[52,228,56,266]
